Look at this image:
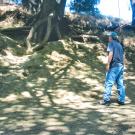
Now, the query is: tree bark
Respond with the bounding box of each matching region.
[130,0,135,26]
[26,0,67,52]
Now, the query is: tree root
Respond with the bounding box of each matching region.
[26,13,62,52]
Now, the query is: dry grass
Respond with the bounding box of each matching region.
[0,36,135,134]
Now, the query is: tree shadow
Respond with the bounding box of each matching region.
[0,100,134,135]
[1,39,135,134]
[125,46,135,71]
[124,45,135,104]
[125,79,135,104]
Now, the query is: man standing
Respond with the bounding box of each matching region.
[100,32,126,105]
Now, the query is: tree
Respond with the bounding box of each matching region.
[70,0,100,15]
[22,0,42,14]
[22,0,67,52]
[130,0,135,25]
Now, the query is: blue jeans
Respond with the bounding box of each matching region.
[103,66,126,102]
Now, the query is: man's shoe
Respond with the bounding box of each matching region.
[99,100,111,106]
[117,101,125,105]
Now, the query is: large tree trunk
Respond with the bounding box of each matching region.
[130,0,135,26]
[26,0,66,52]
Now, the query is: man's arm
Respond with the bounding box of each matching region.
[106,52,113,71]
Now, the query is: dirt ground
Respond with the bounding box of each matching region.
[0,35,135,135]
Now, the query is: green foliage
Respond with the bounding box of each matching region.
[22,0,42,14]
[70,0,100,15]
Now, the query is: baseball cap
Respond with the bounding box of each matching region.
[109,32,118,38]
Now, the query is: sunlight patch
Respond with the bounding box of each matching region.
[97,55,107,64]
[48,51,70,62]
[35,90,44,97]
[26,82,35,87]
[21,91,32,99]
[0,117,8,120]
[1,94,18,102]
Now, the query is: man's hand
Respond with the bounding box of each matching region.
[106,64,110,71]
[106,52,113,71]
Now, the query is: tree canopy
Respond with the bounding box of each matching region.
[21,0,42,14]
[70,0,100,15]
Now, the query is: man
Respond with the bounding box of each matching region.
[100,32,126,105]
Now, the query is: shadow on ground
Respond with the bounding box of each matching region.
[0,39,135,135]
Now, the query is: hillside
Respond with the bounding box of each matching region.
[0,7,135,135]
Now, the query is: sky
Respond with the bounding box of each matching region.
[66,0,132,22]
